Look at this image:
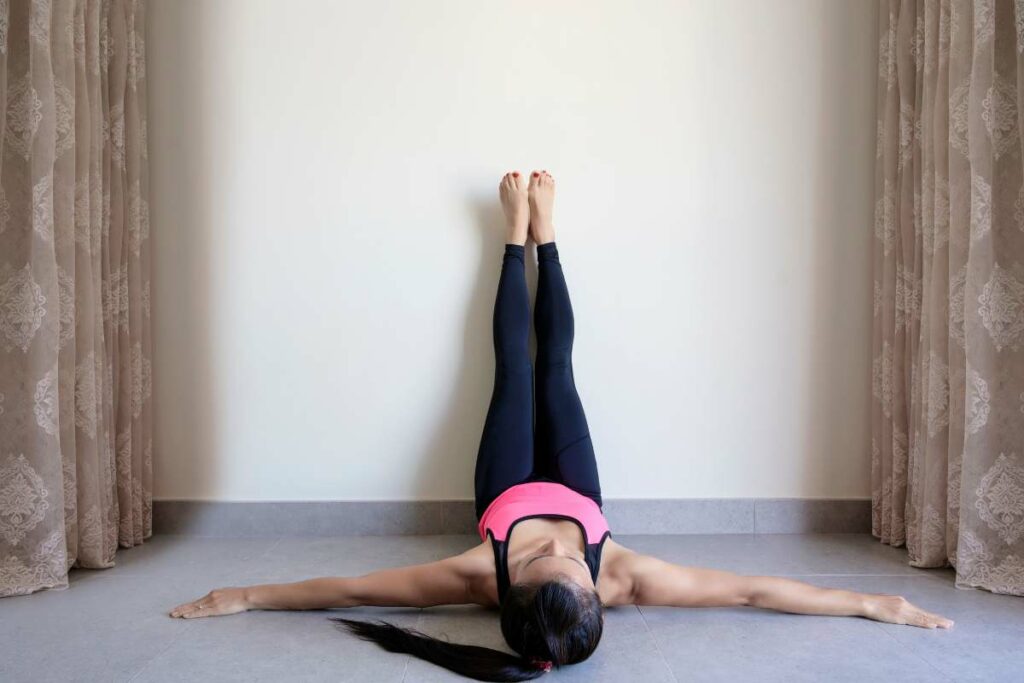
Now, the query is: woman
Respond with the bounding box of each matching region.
[170,171,953,681]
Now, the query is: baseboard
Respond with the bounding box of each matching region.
[152,498,871,537]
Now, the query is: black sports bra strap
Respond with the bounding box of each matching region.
[585,531,612,585]
[489,533,512,602]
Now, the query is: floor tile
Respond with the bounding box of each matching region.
[0,576,191,683]
[618,533,929,577]
[89,536,282,581]
[247,535,477,581]
[132,607,418,683]
[639,601,951,683]
[800,574,1024,683]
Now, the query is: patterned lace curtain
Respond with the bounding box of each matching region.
[0,0,150,597]
[873,0,1024,595]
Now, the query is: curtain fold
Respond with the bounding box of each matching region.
[873,0,1024,595]
[0,0,150,598]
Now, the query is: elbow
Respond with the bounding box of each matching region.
[332,577,364,608]
[744,591,762,608]
[740,576,772,608]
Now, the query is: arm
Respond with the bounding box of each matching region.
[169,555,476,619]
[624,554,953,629]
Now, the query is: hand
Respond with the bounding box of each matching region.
[863,594,954,629]
[170,587,250,619]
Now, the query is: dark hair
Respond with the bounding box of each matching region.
[331,579,604,682]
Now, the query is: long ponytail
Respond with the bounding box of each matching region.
[331,579,603,682]
[332,618,547,682]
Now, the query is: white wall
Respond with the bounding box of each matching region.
[147,0,878,502]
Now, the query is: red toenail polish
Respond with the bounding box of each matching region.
[513,172,519,177]
[532,172,539,177]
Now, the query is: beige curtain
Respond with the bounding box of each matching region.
[873,0,1024,595]
[0,0,150,597]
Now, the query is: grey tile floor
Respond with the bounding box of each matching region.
[2,534,1021,682]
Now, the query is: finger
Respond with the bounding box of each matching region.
[170,601,196,617]
[914,609,935,625]
[910,613,935,628]
[922,610,954,628]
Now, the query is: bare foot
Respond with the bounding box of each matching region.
[528,170,555,245]
[499,171,529,246]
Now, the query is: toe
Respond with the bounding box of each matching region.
[529,171,541,187]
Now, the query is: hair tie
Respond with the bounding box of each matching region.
[531,659,553,672]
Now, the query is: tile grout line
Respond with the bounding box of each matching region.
[261,537,285,558]
[121,536,288,682]
[123,622,192,683]
[399,610,424,683]
[866,619,958,683]
[635,604,681,683]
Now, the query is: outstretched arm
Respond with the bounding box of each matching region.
[169,555,476,619]
[623,554,953,629]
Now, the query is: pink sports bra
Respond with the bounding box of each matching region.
[478,481,612,601]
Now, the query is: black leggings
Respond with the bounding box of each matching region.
[473,242,602,519]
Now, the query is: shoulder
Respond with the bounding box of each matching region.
[453,540,500,608]
[596,538,644,606]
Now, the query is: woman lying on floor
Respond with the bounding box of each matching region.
[170,171,953,682]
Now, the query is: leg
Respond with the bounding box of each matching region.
[474,174,534,519]
[529,173,603,507]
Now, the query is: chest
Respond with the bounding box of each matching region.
[505,518,585,557]
[469,526,631,607]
